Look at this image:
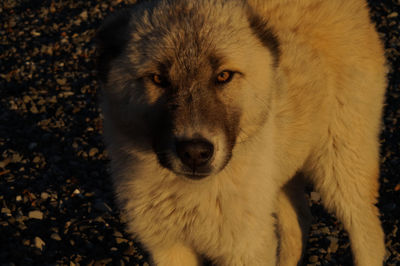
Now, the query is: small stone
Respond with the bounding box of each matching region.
[320,226,330,234]
[123,245,135,256]
[56,78,67,85]
[50,232,62,241]
[22,239,30,246]
[72,189,81,195]
[33,156,41,163]
[116,238,128,244]
[41,192,50,200]
[388,12,398,18]
[94,258,112,265]
[1,207,11,215]
[310,191,321,201]
[23,95,32,103]
[328,236,339,253]
[309,255,319,263]
[0,159,11,168]
[34,236,45,250]
[28,210,43,220]
[16,195,22,202]
[0,221,8,226]
[80,10,88,20]
[31,30,41,37]
[11,152,23,163]
[113,231,123,238]
[30,105,39,114]
[89,148,99,157]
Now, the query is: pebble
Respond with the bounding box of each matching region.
[116,238,128,244]
[123,246,136,256]
[94,258,112,265]
[32,156,41,163]
[56,78,67,85]
[327,236,339,253]
[30,105,39,114]
[40,192,50,200]
[113,231,123,238]
[1,207,11,215]
[0,159,11,168]
[11,152,23,163]
[80,10,88,20]
[34,236,45,250]
[50,232,62,241]
[89,147,99,157]
[320,226,330,234]
[28,210,43,220]
[309,255,319,263]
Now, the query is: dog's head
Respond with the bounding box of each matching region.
[96,0,279,180]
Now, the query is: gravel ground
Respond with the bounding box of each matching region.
[0,0,399,265]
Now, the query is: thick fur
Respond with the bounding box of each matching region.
[96,0,387,265]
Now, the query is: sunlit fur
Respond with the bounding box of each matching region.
[97,0,386,265]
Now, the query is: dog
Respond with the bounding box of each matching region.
[95,0,387,265]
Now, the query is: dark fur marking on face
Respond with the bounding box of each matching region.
[209,54,223,73]
[247,13,281,67]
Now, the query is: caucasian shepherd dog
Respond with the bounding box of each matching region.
[96,0,387,265]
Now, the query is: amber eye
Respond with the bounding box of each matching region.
[216,71,234,84]
[152,74,163,86]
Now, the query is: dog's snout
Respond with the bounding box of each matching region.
[176,139,214,169]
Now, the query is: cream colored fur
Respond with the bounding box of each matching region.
[101,0,386,265]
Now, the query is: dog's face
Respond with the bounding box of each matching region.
[97,0,279,180]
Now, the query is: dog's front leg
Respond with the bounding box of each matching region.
[150,243,201,266]
[309,135,385,266]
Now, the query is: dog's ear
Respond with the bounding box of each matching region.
[246,9,280,67]
[95,9,132,83]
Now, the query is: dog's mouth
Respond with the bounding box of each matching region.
[176,171,211,180]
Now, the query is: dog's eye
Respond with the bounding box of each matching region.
[151,74,169,87]
[216,71,234,84]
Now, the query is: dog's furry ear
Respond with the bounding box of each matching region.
[246,9,280,67]
[95,9,132,83]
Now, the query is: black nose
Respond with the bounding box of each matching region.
[176,139,214,169]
